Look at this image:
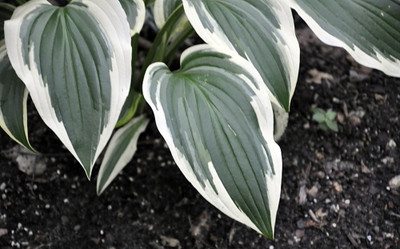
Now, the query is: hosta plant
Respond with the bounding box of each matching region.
[1,0,399,238]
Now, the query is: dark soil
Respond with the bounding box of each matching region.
[1,21,399,249]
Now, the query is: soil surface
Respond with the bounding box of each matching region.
[1,16,400,249]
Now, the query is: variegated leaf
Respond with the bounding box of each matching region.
[143,45,282,238]
[154,0,181,29]
[119,0,146,36]
[182,0,299,111]
[4,0,131,178]
[0,40,34,151]
[116,90,143,128]
[288,0,400,77]
[97,115,149,195]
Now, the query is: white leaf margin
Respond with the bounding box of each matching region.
[143,44,282,234]
[154,0,181,29]
[288,0,400,78]
[4,0,132,177]
[120,0,146,36]
[182,0,300,106]
[0,40,31,150]
[131,0,145,35]
[97,115,149,195]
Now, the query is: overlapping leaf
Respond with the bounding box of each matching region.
[119,0,146,36]
[0,40,33,151]
[154,0,182,29]
[143,45,282,238]
[4,0,132,177]
[116,90,143,127]
[182,0,299,111]
[288,0,400,77]
[97,115,149,195]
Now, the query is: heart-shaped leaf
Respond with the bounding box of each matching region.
[143,45,282,238]
[5,0,132,178]
[182,0,299,111]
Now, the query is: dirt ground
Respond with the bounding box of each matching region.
[0,15,399,249]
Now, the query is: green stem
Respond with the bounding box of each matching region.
[137,5,185,90]
[164,23,195,67]
[144,0,155,7]
[15,0,26,5]
[130,34,140,92]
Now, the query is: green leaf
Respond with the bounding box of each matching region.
[97,115,149,195]
[182,0,299,111]
[326,120,338,132]
[326,111,337,121]
[145,0,155,7]
[154,0,182,29]
[119,0,146,36]
[319,123,328,131]
[0,3,15,40]
[288,0,400,77]
[5,0,132,178]
[143,45,282,238]
[0,40,34,151]
[312,113,325,123]
[137,4,193,83]
[116,90,143,127]
[312,108,324,114]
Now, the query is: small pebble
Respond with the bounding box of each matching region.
[389,175,400,189]
[0,228,8,237]
[387,139,397,148]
